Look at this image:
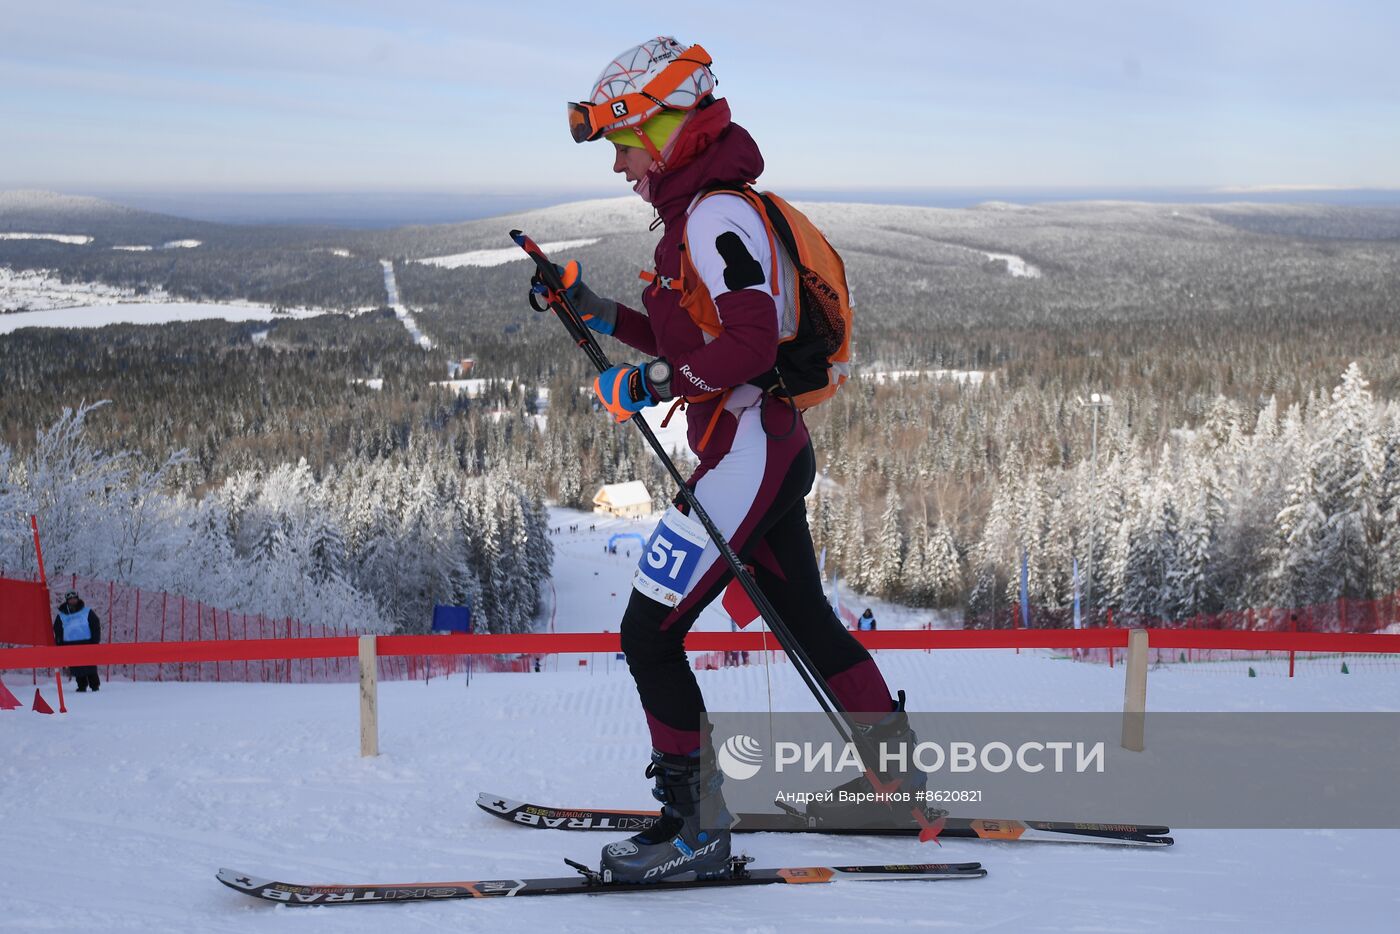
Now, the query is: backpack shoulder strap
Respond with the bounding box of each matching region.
[636,187,756,293]
[685,185,780,297]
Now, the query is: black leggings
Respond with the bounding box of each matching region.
[620,443,883,753]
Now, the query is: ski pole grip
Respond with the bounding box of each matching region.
[510,229,612,374]
[511,229,567,292]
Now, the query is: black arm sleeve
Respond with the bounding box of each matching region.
[89,611,101,645]
[53,616,65,646]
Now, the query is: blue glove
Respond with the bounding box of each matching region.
[532,261,616,335]
[594,363,654,422]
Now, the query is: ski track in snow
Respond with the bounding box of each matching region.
[380,259,433,350]
[3,507,1397,931]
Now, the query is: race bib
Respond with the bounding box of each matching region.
[633,506,710,606]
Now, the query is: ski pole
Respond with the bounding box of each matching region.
[510,230,885,773]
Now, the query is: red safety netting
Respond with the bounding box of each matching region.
[0,577,53,645]
[961,589,1400,676]
[8,569,1397,681]
[0,572,473,684]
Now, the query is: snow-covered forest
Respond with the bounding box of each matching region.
[0,402,552,634]
[5,196,1400,630]
[810,363,1400,619]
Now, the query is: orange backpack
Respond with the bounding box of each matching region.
[642,185,853,410]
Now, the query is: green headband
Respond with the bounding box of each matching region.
[606,110,686,153]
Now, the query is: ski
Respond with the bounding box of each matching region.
[217,857,985,904]
[477,792,1174,847]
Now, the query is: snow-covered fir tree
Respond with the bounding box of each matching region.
[872,485,905,599]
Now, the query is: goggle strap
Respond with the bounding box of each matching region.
[577,44,713,141]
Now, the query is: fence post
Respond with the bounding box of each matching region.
[1289,615,1297,678]
[359,635,379,757]
[179,597,186,682]
[1121,628,1148,751]
[105,580,114,683]
[1107,607,1115,668]
[132,588,141,681]
[158,592,167,682]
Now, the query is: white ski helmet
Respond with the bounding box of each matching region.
[568,37,715,145]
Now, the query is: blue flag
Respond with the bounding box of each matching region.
[431,604,471,634]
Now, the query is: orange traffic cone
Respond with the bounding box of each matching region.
[32,688,54,715]
[0,678,22,710]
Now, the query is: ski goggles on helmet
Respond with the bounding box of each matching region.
[567,44,713,144]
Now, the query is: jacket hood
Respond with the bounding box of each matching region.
[649,99,764,222]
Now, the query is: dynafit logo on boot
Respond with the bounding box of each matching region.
[717,734,764,780]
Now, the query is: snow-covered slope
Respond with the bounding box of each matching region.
[2,506,1396,931]
[0,301,323,334]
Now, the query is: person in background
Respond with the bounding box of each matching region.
[54,590,101,692]
[858,608,877,631]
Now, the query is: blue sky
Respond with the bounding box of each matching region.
[3,0,1399,194]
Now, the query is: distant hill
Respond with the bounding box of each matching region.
[4,189,1400,345]
[0,189,137,216]
[0,190,383,309]
[0,189,355,248]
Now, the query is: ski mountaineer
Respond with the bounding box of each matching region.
[549,37,927,884]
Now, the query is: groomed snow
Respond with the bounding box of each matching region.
[110,242,206,251]
[637,400,692,462]
[865,368,991,386]
[417,238,600,269]
[1,266,171,312]
[0,302,323,333]
[3,507,1396,931]
[983,250,1042,278]
[429,377,516,397]
[0,232,93,244]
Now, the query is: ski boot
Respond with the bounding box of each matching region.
[600,748,735,883]
[803,691,934,830]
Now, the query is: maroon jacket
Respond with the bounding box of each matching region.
[610,99,791,463]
